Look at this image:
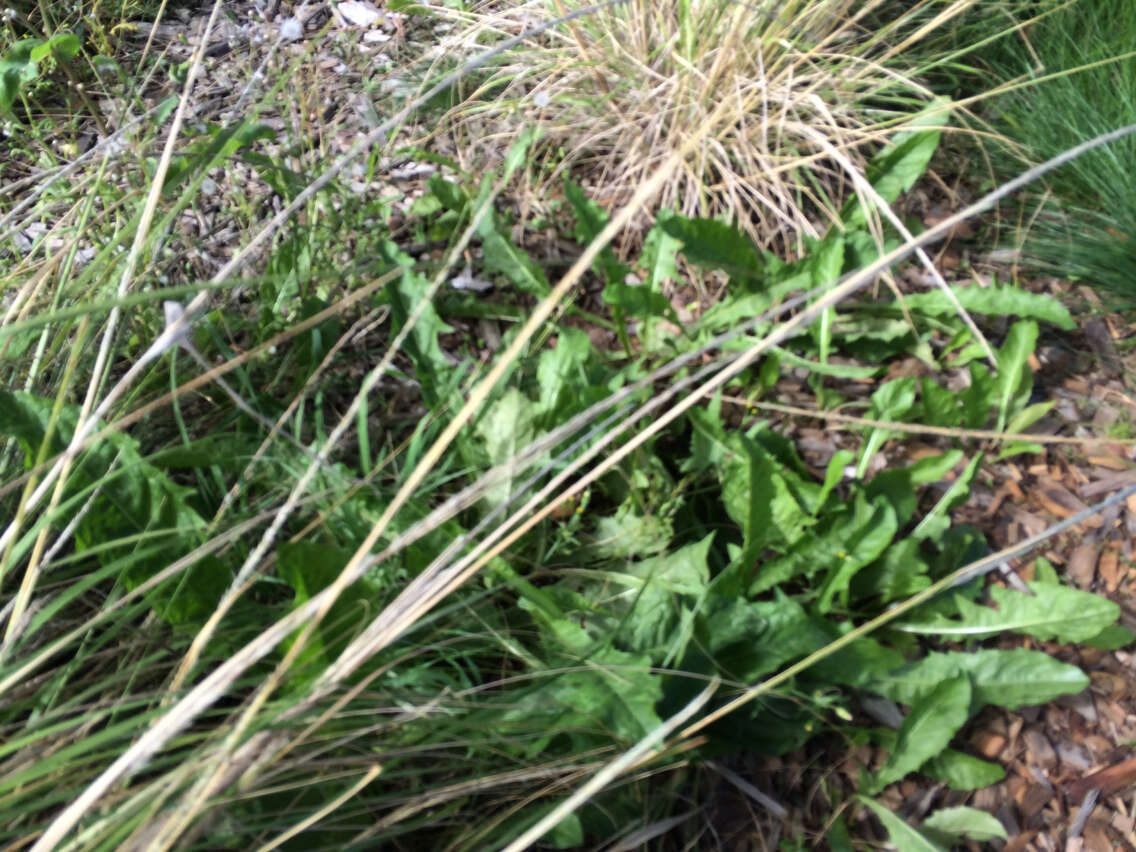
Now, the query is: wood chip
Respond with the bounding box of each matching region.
[1034,477,1097,526]
[1086,317,1122,375]
[1087,454,1132,472]
[1023,728,1058,772]
[1020,782,1053,818]
[1081,469,1136,498]
[1111,811,1135,835]
[974,731,1008,760]
[1068,544,1100,589]
[1099,549,1121,593]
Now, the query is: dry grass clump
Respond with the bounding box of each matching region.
[437,0,979,255]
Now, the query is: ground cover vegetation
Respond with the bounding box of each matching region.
[964,0,1136,305]
[1,0,1134,848]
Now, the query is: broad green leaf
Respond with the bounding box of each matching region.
[383,248,456,404]
[1004,400,1055,435]
[689,416,814,558]
[627,534,712,597]
[920,379,962,428]
[961,362,995,428]
[817,449,855,508]
[931,524,990,578]
[910,453,982,542]
[659,212,765,284]
[426,174,469,212]
[771,346,881,379]
[753,491,895,599]
[996,440,1044,461]
[922,806,1007,843]
[841,97,947,228]
[833,314,915,344]
[1034,557,1060,585]
[590,501,673,559]
[603,280,671,318]
[858,798,947,852]
[475,388,539,506]
[857,377,916,478]
[278,542,378,669]
[614,535,712,658]
[868,648,1089,710]
[864,452,962,525]
[870,376,918,421]
[0,39,41,115]
[806,232,846,288]
[816,493,898,612]
[994,321,1038,432]
[869,676,971,793]
[498,654,663,755]
[851,538,931,604]
[545,812,583,849]
[696,592,829,683]
[827,815,855,852]
[502,125,541,178]
[900,284,1075,331]
[536,326,595,419]
[806,235,844,364]
[684,401,729,473]
[698,291,774,332]
[642,218,681,290]
[565,179,607,244]
[922,749,1005,790]
[906,450,964,485]
[477,219,550,296]
[1085,623,1136,650]
[510,599,663,753]
[897,581,1120,643]
[807,631,905,689]
[30,32,81,64]
[565,180,629,286]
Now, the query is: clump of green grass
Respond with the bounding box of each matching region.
[977,0,1136,300]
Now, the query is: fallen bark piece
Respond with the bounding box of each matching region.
[1066,755,1136,805]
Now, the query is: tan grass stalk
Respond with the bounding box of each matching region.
[0,0,222,641]
[0,0,627,561]
[252,764,382,852]
[449,0,964,252]
[500,678,718,851]
[0,0,223,572]
[736,398,1136,446]
[2,316,90,643]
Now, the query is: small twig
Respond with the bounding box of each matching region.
[706,760,788,819]
[729,397,1136,446]
[500,679,718,852]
